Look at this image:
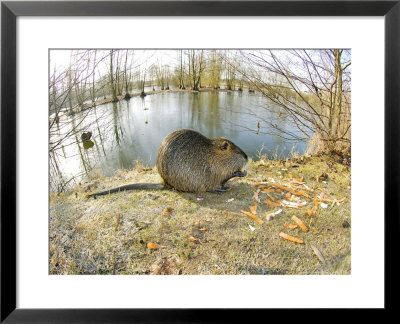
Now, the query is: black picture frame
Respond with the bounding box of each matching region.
[1,0,398,322]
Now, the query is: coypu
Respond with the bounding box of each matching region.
[88,129,248,197]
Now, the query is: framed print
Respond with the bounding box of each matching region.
[1,0,398,322]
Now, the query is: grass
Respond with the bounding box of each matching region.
[49,155,351,275]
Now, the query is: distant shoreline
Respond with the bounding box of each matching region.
[55,87,253,119]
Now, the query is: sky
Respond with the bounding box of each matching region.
[50,49,180,72]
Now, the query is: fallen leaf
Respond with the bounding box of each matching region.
[310,243,327,265]
[188,236,198,242]
[147,242,163,249]
[199,227,207,231]
[150,257,178,275]
[194,221,200,227]
[279,232,303,244]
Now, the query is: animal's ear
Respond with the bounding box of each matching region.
[220,141,229,151]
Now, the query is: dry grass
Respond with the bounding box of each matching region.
[49,155,351,275]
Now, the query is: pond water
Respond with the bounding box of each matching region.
[51,90,308,188]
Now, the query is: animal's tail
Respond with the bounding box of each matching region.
[87,183,165,198]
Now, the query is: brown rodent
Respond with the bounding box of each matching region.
[157,129,248,192]
[88,129,248,197]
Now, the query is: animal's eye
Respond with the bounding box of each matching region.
[220,142,229,150]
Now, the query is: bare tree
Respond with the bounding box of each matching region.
[123,50,132,99]
[176,50,186,89]
[237,49,351,153]
[154,61,166,90]
[139,68,147,97]
[109,50,118,102]
[224,54,236,90]
[49,50,111,190]
[207,50,222,89]
[187,50,205,91]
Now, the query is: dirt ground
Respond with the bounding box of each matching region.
[49,155,351,275]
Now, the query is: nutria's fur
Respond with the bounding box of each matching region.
[157,129,248,192]
[88,129,248,197]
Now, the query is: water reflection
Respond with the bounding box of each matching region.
[82,140,94,150]
[51,91,308,188]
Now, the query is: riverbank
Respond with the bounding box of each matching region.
[49,154,351,275]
